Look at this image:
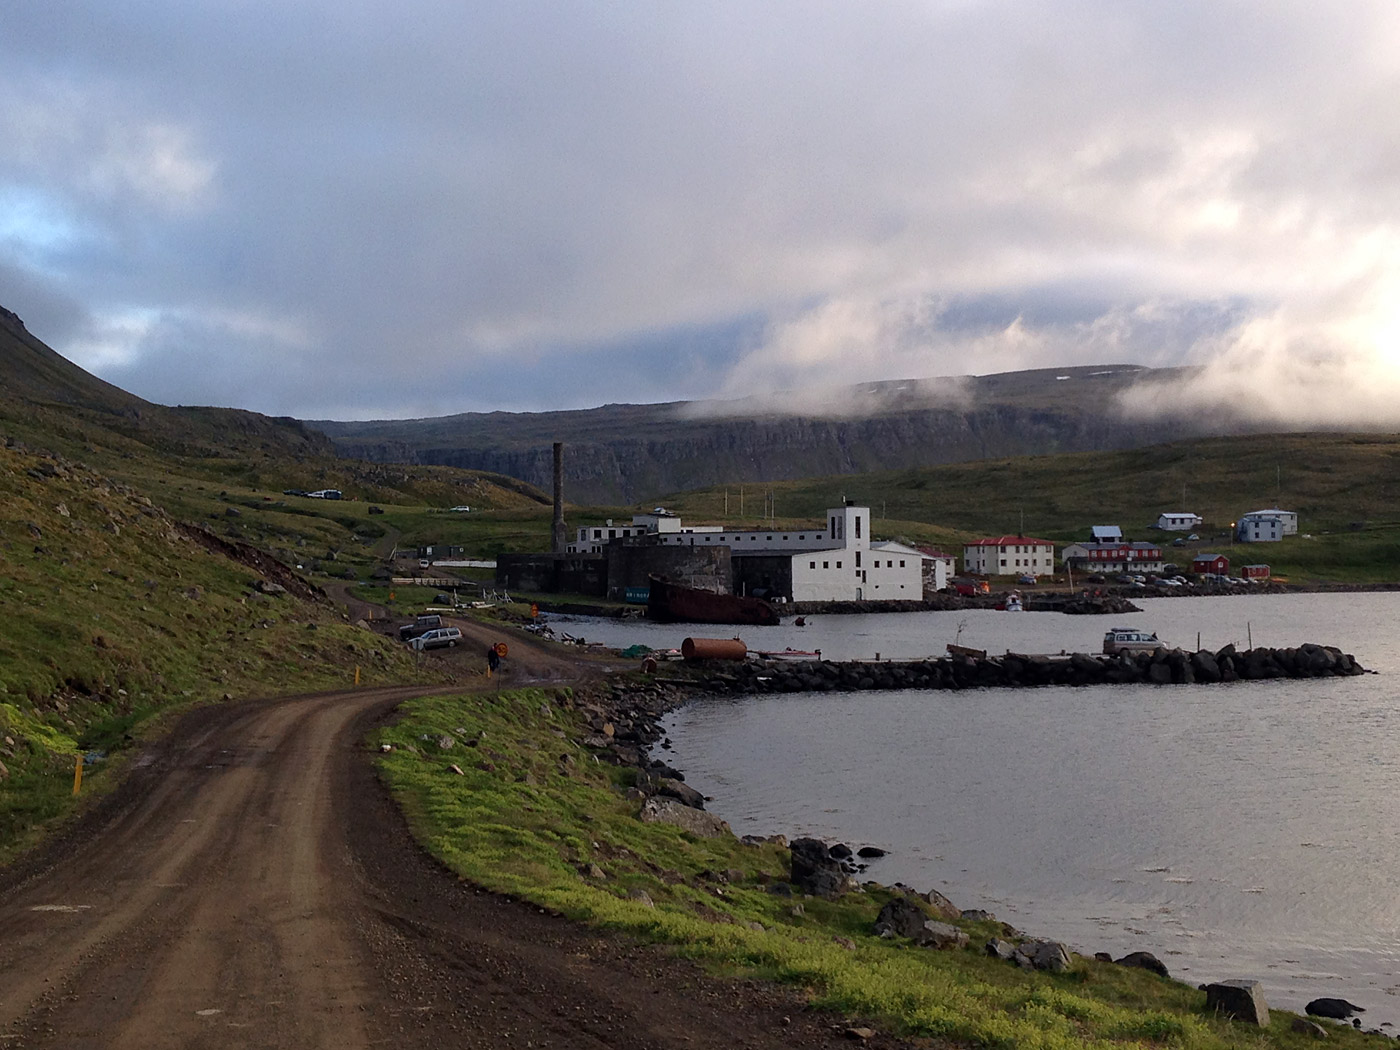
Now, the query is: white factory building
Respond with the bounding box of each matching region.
[568,502,937,602]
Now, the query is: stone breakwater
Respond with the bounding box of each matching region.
[693,642,1367,694]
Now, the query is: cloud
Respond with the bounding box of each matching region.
[1118,242,1400,428]
[2,1,1400,418]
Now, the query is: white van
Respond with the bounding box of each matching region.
[1102,627,1164,655]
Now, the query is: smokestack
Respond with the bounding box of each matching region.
[552,441,566,553]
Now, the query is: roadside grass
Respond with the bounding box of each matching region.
[378,688,1385,1050]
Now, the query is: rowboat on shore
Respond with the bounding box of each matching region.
[946,642,988,659]
[754,647,822,660]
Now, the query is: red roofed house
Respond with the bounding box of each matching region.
[1192,553,1230,575]
[963,536,1056,576]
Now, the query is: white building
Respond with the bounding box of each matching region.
[963,536,1056,576]
[782,505,925,602]
[568,508,721,553]
[571,502,927,602]
[1156,512,1203,531]
[1236,509,1297,543]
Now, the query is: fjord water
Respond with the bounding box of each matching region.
[566,594,1400,1021]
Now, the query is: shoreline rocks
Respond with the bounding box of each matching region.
[575,670,1383,1033]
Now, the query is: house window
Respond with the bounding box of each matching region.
[900,560,905,567]
[799,534,805,540]
[783,535,789,540]
[810,561,816,569]
[855,515,862,538]
[823,561,829,569]
[593,529,602,539]
[836,561,842,569]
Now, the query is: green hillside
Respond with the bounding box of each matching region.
[0,443,443,862]
[647,432,1400,583]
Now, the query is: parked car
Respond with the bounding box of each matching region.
[1017,573,1037,585]
[950,578,990,596]
[409,626,462,651]
[1103,627,1165,655]
[399,614,444,641]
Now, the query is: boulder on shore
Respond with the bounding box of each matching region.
[638,796,731,839]
[1306,998,1364,1020]
[1206,980,1270,1026]
[1117,950,1170,978]
[789,837,851,898]
[873,897,929,939]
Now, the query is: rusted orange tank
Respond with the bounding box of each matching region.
[681,637,748,662]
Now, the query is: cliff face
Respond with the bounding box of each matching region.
[327,379,1222,504]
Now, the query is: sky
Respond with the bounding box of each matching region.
[4,1,1400,424]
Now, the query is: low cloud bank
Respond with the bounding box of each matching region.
[1117,266,1400,429]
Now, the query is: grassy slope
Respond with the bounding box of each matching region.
[0,444,439,862]
[379,687,1384,1050]
[647,432,1400,583]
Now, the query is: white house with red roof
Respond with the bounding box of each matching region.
[963,535,1056,576]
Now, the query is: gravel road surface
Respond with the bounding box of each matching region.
[0,638,912,1049]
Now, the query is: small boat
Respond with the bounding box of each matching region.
[998,593,1024,612]
[946,642,988,660]
[755,647,823,660]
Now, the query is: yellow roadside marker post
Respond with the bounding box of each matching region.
[72,754,83,796]
[354,665,361,686]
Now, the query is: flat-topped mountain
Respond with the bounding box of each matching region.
[314,365,1243,504]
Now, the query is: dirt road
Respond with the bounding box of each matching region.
[0,654,906,1047]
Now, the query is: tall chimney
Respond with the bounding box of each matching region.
[552,441,566,553]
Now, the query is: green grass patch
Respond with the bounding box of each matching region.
[378,688,1387,1050]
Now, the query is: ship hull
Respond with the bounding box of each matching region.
[647,577,780,626]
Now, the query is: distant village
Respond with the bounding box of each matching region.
[494,501,1298,605]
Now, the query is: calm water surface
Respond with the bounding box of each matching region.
[559,594,1400,1021]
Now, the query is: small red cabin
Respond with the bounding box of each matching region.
[1192,553,1230,575]
[1241,564,1270,580]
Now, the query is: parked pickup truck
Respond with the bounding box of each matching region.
[398,614,444,642]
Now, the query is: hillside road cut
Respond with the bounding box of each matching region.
[0,658,909,1047]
